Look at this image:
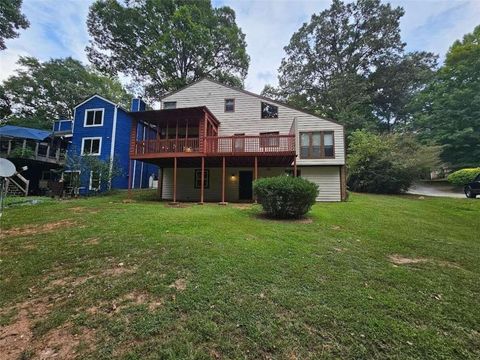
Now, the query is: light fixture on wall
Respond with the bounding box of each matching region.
[230,173,236,181]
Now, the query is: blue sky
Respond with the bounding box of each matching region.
[1,0,479,94]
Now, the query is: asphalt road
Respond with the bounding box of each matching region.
[408,182,468,198]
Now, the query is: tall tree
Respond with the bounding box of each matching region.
[264,0,436,134]
[412,26,480,168]
[0,0,29,50]
[1,56,131,129]
[370,52,437,132]
[86,0,250,99]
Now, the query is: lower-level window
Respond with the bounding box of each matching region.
[194,169,209,189]
[89,171,101,191]
[300,131,334,159]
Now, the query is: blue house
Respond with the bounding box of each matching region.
[67,94,158,194]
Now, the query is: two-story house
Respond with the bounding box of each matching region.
[128,78,346,202]
[69,95,157,194]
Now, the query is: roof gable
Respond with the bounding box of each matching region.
[161,78,343,127]
[74,94,128,112]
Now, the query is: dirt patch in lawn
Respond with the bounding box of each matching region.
[0,220,76,238]
[388,254,462,269]
[69,206,99,214]
[169,278,187,291]
[86,291,163,316]
[36,324,95,360]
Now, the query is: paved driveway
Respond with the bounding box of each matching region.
[408,182,468,198]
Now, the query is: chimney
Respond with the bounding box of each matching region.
[131,97,146,112]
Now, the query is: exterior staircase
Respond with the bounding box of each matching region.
[6,173,30,196]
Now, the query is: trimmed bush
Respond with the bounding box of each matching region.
[253,176,319,219]
[447,168,480,187]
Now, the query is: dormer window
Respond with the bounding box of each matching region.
[225,98,235,112]
[261,102,278,119]
[84,109,104,127]
[163,101,176,110]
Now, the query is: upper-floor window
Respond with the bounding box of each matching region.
[225,98,235,112]
[84,109,104,127]
[261,102,278,119]
[163,101,177,110]
[81,137,101,156]
[300,131,334,159]
[260,131,280,147]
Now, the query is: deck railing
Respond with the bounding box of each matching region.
[0,139,66,164]
[204,135,295,155]
[133,134,295,156]
[135,138,200,154]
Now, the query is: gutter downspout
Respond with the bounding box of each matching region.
[108,105,118,190]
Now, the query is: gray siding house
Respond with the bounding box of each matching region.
[129,78,346,202]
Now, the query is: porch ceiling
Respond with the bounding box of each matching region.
[128,106,220,126]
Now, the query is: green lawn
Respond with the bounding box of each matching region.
[0,191,479,359]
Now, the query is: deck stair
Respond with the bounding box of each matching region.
[6,173,29,196]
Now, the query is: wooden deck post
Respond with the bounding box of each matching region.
[172,157,177,204]
[220,156,226,205]
[254,156,258,203]
[199,157,205,204]
[157,168,163,200]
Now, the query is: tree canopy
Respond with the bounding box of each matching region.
[412,25,480,168]
[0,0,29,50]
[86,0,250,99]
[1,56,131,129]
[263,0,436,134]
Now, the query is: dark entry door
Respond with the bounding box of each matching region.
[238,171,253,200]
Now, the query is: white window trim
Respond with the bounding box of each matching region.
[81,137,102,156]
[83,108,105,127]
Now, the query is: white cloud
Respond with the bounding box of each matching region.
[0,0,92,82]
[1,0,479,93]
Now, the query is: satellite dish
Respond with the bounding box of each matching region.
[0,158,16,177]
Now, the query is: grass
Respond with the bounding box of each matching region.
[0,191,479,359]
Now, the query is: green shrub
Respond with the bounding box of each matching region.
[447,168,480,186]
[347,130,440,194]
[253,176,318,219]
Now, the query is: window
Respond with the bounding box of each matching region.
[84,109,104,126]
[89,171,101,191]
[300,131,334,159]
[163,101,177,110]
[260,131,279,147]
[194,169,209,189]
[261,102,278,119]
[225,98,235,112]
[81,137,101,155]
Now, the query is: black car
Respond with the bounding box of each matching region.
[464,174,480,198]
